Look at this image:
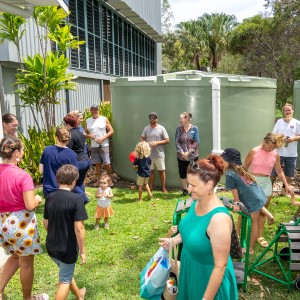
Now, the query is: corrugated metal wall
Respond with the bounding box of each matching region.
[123,0,161,34]
[68,77,101,112]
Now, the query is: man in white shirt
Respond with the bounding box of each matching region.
[272,103,300,194]
[85,104,114,186]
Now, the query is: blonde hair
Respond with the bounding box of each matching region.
[68,110,83,118]
[55,126,70,143]
[134,141,151,159]
[230,163,256,183]
[181,112,192,120]
[263,132,285,149]
[99,174,112,186]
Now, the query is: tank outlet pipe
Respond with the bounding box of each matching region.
[210,77,223,156]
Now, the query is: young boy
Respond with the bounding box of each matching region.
[43,164,88,300]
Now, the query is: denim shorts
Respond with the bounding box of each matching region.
[51,257,76,284]
[271,156,296,178]
[91,146,110,165]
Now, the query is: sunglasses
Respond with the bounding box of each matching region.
[149,116,157,120]
[189,160,200,171]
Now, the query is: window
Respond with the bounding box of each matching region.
[68,0,156,76]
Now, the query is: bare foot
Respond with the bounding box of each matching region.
[162,189,168,194]
[79,287,86,300]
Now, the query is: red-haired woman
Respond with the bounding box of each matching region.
[64,115,91,199]
[160,155,238,300]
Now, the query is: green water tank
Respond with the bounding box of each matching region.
[293,80,300,167]
[111,71,276,188]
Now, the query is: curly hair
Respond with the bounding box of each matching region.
[134,141,151,159]
[0,137,22,160]
[263,133,285,149]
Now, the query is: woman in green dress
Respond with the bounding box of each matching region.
[160,154,238,300]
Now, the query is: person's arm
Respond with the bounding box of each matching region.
[43,219,48,231]
[274,154,294,195]
[203,213,232,300]
[159,233,182,249]
[22,190,42,211]
[106,187,113,198]
[74,220,86,264]
[244,148,255,170]
[96,188,102,198]
[231,189,241,213]
[38,163,43,174]
[175,127,184,153]
[95,119,114,143]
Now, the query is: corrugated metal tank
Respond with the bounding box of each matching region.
[293,80,300,167]
[112,71,277,187]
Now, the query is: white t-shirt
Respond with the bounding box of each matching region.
[272,118,300,157]
[97,187,112,208]
[86,116,109,148]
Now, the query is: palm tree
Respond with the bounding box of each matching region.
[199,13,238,69]
[175,13,238,70]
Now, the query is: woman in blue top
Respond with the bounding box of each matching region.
[160,154,238,300]
[221,148,274,254]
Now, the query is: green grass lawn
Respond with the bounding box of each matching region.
[3,187,300,299]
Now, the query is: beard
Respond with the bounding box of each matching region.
[284,115,293,122]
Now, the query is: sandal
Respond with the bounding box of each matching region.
[257,237,268,248]
[33,293,49,300]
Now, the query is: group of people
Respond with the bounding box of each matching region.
[132,111,200,200]
[159,103,300,299]
[1,101,300,299]
[0,106,117,300]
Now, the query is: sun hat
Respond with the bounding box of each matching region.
[220,148,242,165]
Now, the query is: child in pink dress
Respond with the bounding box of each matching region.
[94,175,114,230]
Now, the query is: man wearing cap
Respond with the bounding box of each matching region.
[141,112,169,193]
[85,104,114,186]
[272,103,300,195]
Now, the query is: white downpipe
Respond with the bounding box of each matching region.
[210,77,223,155]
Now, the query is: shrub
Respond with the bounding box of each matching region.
[18,127,55,183]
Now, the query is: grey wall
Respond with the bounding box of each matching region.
[124,0,161,34]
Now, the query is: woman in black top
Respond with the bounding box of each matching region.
[64,115,91,194]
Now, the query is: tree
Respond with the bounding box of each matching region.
[162,13,238,73]
[161,0,174,33]
[0,13,26,68]
[8,6,85,133]
[229,6,300,109]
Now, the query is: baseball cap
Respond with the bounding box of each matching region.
[220,148,242,165]
[149,112,158,118]
[90,104,99,110]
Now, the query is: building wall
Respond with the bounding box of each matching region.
[0,0,162,136]
[123,0,161,34]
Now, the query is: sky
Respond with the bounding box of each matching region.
[169,0,270,27]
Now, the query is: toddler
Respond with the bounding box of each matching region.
[94,175,114,230]
[133,141,152,201]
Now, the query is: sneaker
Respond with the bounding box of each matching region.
[104,224,109,230]
[94,224,99,230]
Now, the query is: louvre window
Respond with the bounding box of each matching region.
[68,0,156,76]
